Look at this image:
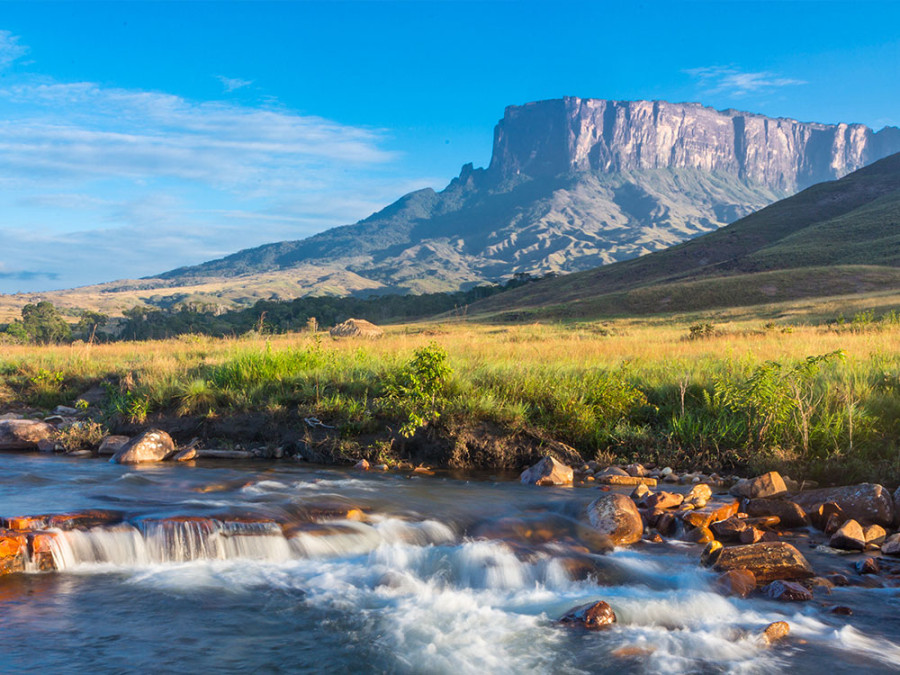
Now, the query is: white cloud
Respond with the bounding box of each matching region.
[685,66,806,97]
[0,30,27,69]
[216,75,252,93]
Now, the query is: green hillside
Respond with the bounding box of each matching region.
[470,152,900,317]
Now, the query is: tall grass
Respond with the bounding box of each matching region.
[1,319,899,482]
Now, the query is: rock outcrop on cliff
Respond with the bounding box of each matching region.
[143,99,900,297]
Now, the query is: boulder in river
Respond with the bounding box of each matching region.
[98,435,131,456]
[644,491,683,510]
[559,600,617,630]
[792,484,894,526]
[712,542,814,584]
[761,621,791,644]
[829,519,866,550]
[110,429,177,464]
[587,493,643,546]
[0,532,27,575]
[745,498,807,528]
[731,471,788,499]
[881,533,900,556]
[520,456,573,486]
[0,419,55,451]
[762,580,812,602]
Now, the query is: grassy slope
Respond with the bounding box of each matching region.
[469,153,900,316]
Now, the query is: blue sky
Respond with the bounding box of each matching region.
[0,1,898,293]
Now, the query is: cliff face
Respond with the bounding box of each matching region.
[487,98,900,192]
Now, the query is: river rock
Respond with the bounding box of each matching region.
[685,483,712,504]
[745,498,807,528]
[173,447,198,462]
[715,568,756,597]
[882,533,900,556]
[894,486,900,527]
[711,517,748,541]
[680,499,739,530]
[0,532,27,575]
[864,524,886,546]
[587,494,643,546]
[645,491,683,510]
[520,456,573,486]
[762,621,791,644]
[98,435,131,456]
[559,600,617,630]
[354,459,370,471]
[0,419,55,451]
[747,472,789,499]
[596,466,629,478]
[625,463,646,477]
[829,520,867,550]
[631,484,651,502]
[856,557,880,575]
[713,542,814,584]
[792,484,894,526]
[739,526,765,544]
[762,580,812,601]
[110,429,177,464]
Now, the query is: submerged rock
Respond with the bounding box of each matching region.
[713,542,814,584]
[761,621,791,644]
[587,494,643,546]
[715,568,756,597]
[0,419,55,451]
[559,600,617,630]
[762,580,812,601]
[0,532,27,575]
[110,429,177,464]
[520,456,573,486]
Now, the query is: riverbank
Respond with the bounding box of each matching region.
[1,318,898,483]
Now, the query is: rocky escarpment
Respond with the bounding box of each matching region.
[488,98,899,192]
[121,99,900,301]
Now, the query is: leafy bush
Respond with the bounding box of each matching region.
[384,343,453,436]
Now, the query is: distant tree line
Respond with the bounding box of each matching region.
[0,275,546,344]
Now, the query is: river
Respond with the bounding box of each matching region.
[1,454,899,674]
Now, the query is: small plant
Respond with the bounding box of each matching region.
[57,421,107,452]
[686,322,719,340]
[384,342,453,437]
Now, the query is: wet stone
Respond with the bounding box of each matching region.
[559,600,617,630]
[829,519,866,551]
[762,621,791,644]
[715,568,756,598]
[520,456,573,486]
[713,542,815,584]
[763,580,813,602]
[856,557,880,575]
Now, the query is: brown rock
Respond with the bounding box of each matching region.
[831,606,853,615]
[749,472,788,499]
[645,491,684,510]
[745,499,807,528]
[681,499,740,530]
[520,456,573,486]
[762,621,791,644]
[739,527,765,544]
[686,526,714,544]
[631,484,651,502]
[0,419,55,451]
[46,510,122,531]
[625,463,646,477]
[559,600,617,630]
[685,483,713,504]
[829,520,866,550]
[863,524,887,546]
[173,447,198,462]
[599,475,658,487]
[793,484,894,526]
[713,542,815,584]
[711,517,749,541]
[700,540,723,566]
[28,531,60,572]
[715,568,756,597]
[856,557,880,575]
[0,532,27,575]
[111,429,177,464]
[97,434,130,456]
[763,580,812,601]
[587,493,644,546]
[655,512,676,536]
[354,459,370,471]
[824,512,843,536]
[810,502,844,530]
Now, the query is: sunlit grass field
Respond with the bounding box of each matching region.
[1,314,899,483]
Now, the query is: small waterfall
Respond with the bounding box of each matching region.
[36,516,458,571]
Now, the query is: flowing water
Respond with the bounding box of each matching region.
[1,454,899,674]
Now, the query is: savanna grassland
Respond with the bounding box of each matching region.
[1,310,899,484]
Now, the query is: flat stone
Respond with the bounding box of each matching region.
[645,491,683,510]
[598,475,658,487]
[745,498,808,528]
[713,542,815,584]
[681,499,740,530]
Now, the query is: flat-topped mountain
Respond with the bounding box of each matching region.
[153,98,899,299]
[6,98,898,316]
